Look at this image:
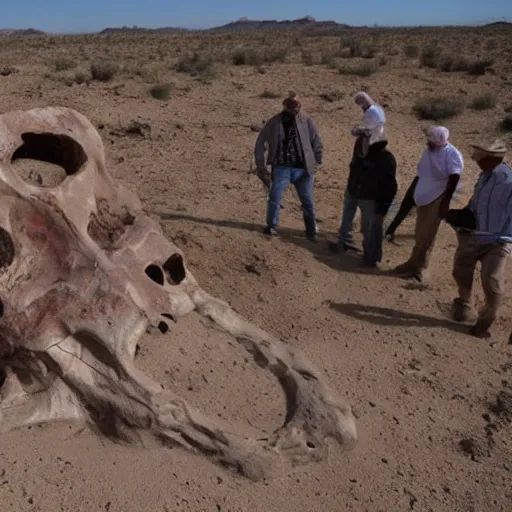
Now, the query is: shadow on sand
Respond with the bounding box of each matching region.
[157,211,402,277]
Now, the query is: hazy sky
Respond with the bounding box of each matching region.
[1,0,511,32]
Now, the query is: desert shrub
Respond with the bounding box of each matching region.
[232,48,263,66]
[175,53,215,78]
[302,51,314,66]
[55,59,77,72]
[469,92,497,110]
[150,83,172,100]
[259,89,280,99]
[500,115,512,131]
[413,96,465,120]
[437,55,470,72]
[90,61,118,82]
[263,47,288,64]
[468,59,494,76]
[339,61,378,77]
[404,44,419,58]
[73,72,89,85]
[420,45,439,68]
[0,66,18,76]
[361,45,377,59]
[340,37,362,58]
[320,90,344,102]
[320,53,337,68]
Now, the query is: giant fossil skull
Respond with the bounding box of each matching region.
[0,107,357,479]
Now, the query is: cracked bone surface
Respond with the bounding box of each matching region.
[0,106,357,480]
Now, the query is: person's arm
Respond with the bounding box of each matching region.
[376,153,398,215]
[308,117,323,166]
[439,149,464,219]
[254,119,271,170]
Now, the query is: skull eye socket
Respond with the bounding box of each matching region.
[144,264,164,286]
[163,254,186,285]
[11,132,88,187]
[0,227,15,270]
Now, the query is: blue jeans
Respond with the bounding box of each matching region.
[267,167,316,233]
[338,190,358,243]
[358,199,384,265]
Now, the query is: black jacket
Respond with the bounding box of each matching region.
[347,140,398,215]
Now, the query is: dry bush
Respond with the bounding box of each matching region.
[301,51,314,66]
[259,90,280,99]
[319,90,344,102]
[438,55,470,72]
[413,96,465,120]
[320,54,338,68]
[500,115,512,131]
[175,53,215,78]
[339,61,379,77]
[420,45,439,68]
[232,46,288,66]
[404,44,419,58]
[361,44,377,59]
[340,37,362,58]
[468,59,494,76]
[0,66,18,76]
[90,61,118,82]
[54,59,77,72]
[232,48,263,66]
[469,92,497,110]
[149,83,172,100]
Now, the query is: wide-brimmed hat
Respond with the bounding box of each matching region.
[470,139,507,159]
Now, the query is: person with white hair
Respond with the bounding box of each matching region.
[333,92,387,251]
[393,126,464,282]
[447,139,511,339]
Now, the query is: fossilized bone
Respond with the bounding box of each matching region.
[0,107,357,480]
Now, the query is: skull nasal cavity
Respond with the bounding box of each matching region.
[163,254,186,285]
[0,227,15,269]
[145,264,164,286]
[12,132,88,185]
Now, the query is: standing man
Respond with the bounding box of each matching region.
[254,92,323,241]
[448,140,511,338]
[393,126,464,282]
[336,92,387,250]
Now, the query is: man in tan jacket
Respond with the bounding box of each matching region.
[254,92,323,240]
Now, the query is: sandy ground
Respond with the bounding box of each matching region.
[1,28,512,511]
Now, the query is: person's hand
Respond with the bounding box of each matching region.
[256,166,271,188]
[439,197,450,219]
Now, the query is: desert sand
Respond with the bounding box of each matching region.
[0,25,511,511]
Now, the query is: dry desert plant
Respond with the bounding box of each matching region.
[469,92,497,110]
[54,59,77,72]
[413,95,465,120]
[149,83,172,100]
[175,53,215,79]
[90,61,119,82]
[319,90,344,102]
[404,44,419,58]
[339,61,379,77]
[259,89,280,99]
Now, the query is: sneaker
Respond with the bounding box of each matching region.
[263,226,278,237]
[306,231,317,242]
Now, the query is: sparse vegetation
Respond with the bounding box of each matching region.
[339,61,379,77]
[420,45,439,68]
[301,51,314,66]
[150,83,172,100]
[413,95,465,120]
[469,92,497,110]
[55,59,77,72]
[259,89,280,99]
[437,55,470,72]
[468,59,494,75]
[320,54,337,68]
[404,44,419,58]
[319,90,344,102]
[232,47,288,66]
[340,37,362,58]
[175,53,215,79]
[90,61,118,82]
[500,115,512,131]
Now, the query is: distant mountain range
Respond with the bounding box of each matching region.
[0,16,510,37]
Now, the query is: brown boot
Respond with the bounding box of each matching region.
[469,318,492,339]
[452,298,471,322]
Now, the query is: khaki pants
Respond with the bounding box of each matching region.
[397,195,443,279]
[452,234,511,326]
